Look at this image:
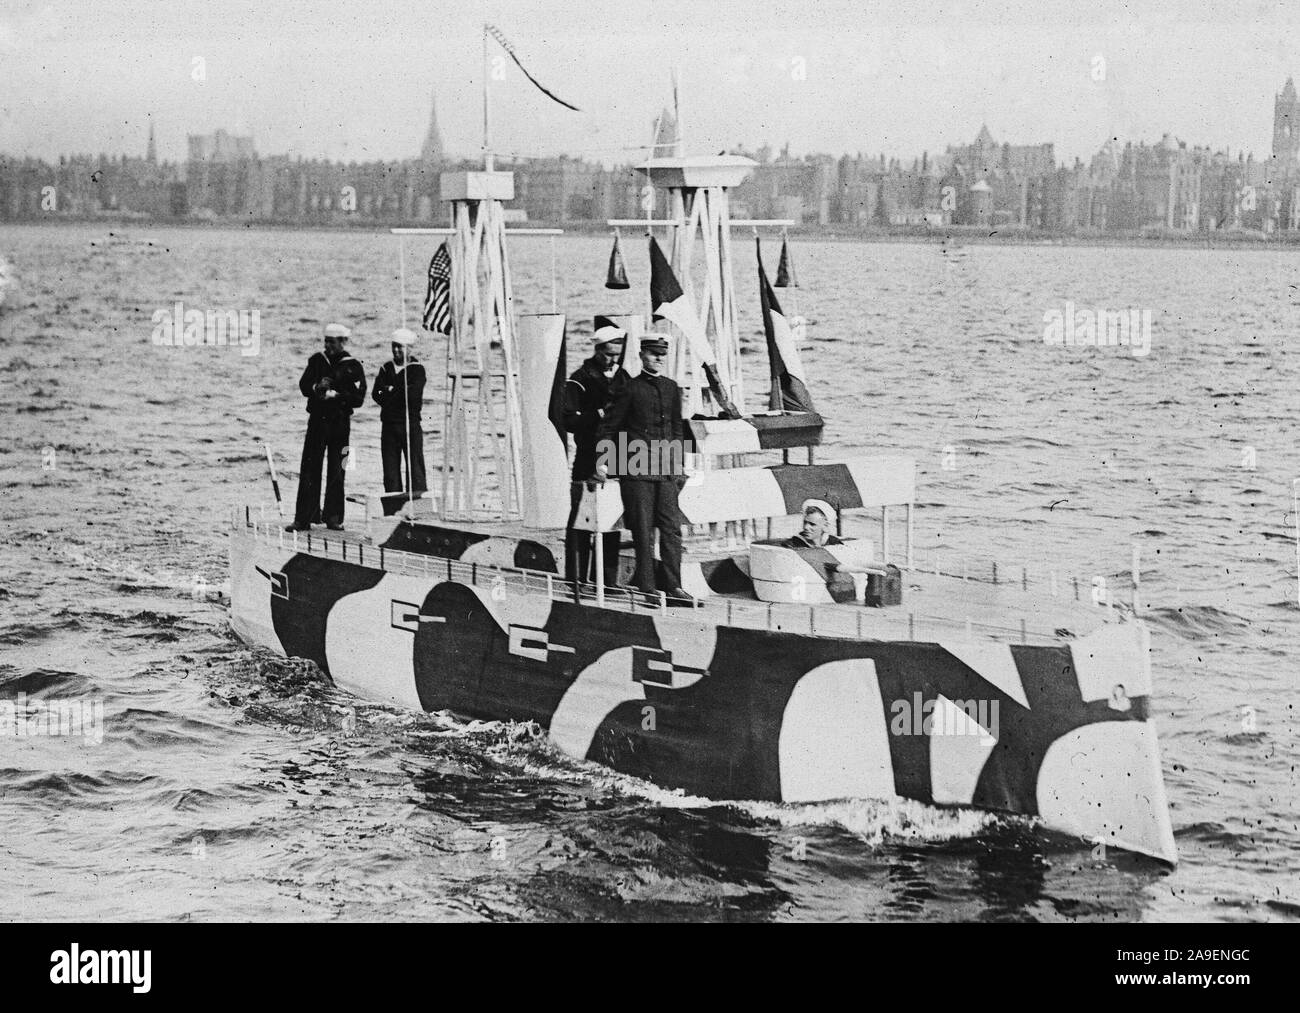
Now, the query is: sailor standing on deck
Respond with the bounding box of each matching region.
[372,327,427,502]
[286,323,367,532]
[563,319,630,585]
[594,334,693,602]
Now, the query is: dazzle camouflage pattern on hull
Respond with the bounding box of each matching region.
[230,529,1177,863]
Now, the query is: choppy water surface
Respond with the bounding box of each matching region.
[1,223,1297,921]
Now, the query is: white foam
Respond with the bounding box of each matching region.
[498,736,1008,846]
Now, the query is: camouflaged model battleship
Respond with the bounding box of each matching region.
[228,154,1177,865]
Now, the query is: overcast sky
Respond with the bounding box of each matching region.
[2,0,1297,166]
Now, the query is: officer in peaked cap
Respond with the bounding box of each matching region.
[562,317,630,585]
[286,322,367,532]
[594,333,695,603]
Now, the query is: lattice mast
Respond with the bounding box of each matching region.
[437,28,523,520]
[637,156,757,416]
[438,171,523,520]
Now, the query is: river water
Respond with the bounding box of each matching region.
[1,223,1296,921]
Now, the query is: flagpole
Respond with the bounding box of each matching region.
[783,226,800,321]
[398,238,413,522]
[482,24,493,172]
[402,344,413,521]
[672,66,682,156]
[757,233,775,414]
[645,190,654,333]
[398,236,407,328]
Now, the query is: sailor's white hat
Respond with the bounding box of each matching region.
[323,322,351,339]
[390,327,418,346]
[801,498,836,526]
[593,315,627,348]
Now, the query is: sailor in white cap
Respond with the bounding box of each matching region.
[562,317,631,585]
[783,499,844,548]
[286,322,367,531]
[372,327,427,502]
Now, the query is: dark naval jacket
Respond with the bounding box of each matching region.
[372,359,427,425]
[563,356,629,480]
[299,350,367,418]
[783,532,844,548]
[595,369,685,482]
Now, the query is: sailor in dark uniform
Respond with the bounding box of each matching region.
[372,327,427,502]
[595,334,693,601]
[563,320,630,585]
[287,322,367,532]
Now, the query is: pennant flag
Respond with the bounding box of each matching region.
[485,24,580,112]
[775,237,798,287]
[548,321,569,448]
[648,236,742,419]
[758,238,815,414]
[605,231,629,289]
[651,106,678,156]
[422,242,452,335]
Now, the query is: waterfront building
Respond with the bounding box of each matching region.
[5,80,1300,235]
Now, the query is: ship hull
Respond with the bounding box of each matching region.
[229,525,1177,864]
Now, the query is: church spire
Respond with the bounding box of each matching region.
[420,92,443,166]
[146,117,157,163]
[1274,77,1299,170]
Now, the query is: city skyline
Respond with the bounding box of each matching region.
[2,0,1298,166]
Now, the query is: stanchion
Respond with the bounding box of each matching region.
[593,486,604,606]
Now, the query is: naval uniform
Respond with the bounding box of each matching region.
[372,357,428,497]
[562,356,629,585]
[783,532,844,548]
[293,350,367,527]
[596,370,687,594]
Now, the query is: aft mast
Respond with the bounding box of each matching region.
[635,155,757,416]
[608,79,794,420]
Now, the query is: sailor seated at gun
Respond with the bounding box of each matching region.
[781,499,882,603]
[783,499,845,549]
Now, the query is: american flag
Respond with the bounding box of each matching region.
[422,242,452,335]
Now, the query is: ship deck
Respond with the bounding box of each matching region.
[233,507,1125,647]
